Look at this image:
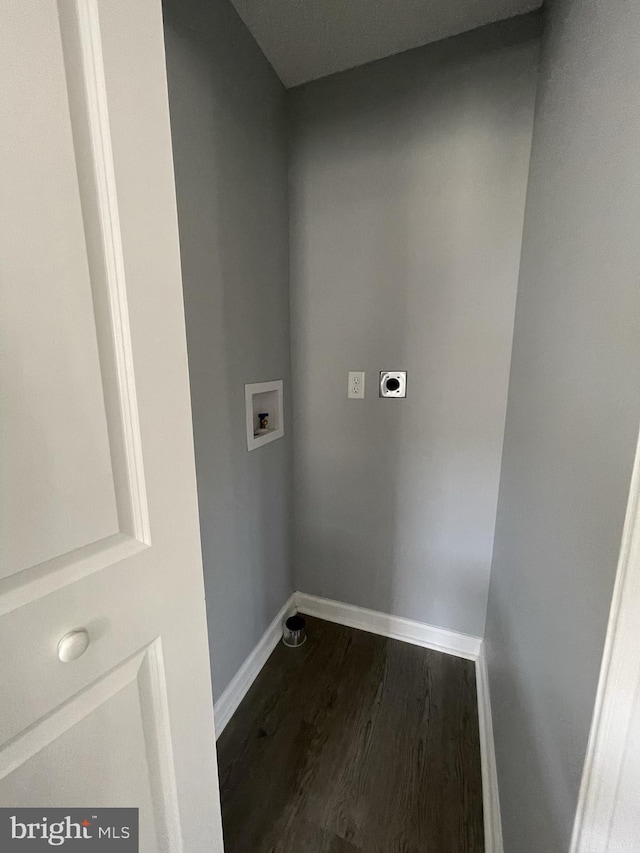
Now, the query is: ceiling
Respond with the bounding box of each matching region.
[228,0,543,87]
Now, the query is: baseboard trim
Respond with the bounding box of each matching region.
[475,644,504,853]
[213,593,296,737]
[294,592,482,660]
[213,590,502,852]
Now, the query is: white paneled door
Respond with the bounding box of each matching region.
[0,1,224,850]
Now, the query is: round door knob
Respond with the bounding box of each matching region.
[57,629,90,663]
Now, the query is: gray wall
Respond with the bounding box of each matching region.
[163,0,294,700]
[485,1,640,850]
[288,17,541,637]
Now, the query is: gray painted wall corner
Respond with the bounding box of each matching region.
[287,15,542,638]
[485,1,640,850]
[163,0,294,700]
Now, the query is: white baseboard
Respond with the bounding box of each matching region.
[475,644,504,853]
[294,592,482,660]
[213,590,502,853]
[213,593,296,737]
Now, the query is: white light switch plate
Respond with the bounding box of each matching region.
[348,371,365,399]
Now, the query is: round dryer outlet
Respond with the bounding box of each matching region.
[379,371,407,398]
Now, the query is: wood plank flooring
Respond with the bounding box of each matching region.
[217,615,484,853]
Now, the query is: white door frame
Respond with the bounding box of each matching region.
[570,425,640,852]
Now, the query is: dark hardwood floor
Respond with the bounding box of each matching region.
[217,615,484,853]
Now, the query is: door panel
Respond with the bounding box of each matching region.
[1,0,151,609]
[0,2,224,851]
[1,0,119,577]
[0,643,175,853]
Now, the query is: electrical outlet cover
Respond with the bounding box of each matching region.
[348,371,365,399]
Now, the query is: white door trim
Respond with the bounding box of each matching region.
[571,425,640,852]
[476,646,504,853]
